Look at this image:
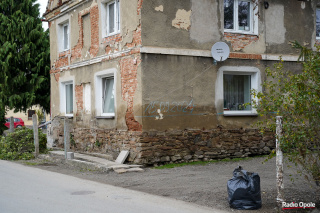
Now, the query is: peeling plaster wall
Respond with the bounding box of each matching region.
[141,0,317,54]
[46,0,143,131]
[141,54,304,131]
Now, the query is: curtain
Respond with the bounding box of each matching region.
[223,74,251,111]
[102,78,115,114]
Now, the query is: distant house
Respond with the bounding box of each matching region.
[5,105,50,126]
[44,0,318,164]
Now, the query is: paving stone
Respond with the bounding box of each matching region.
[114,169,128,174]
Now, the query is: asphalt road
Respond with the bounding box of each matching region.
[0,160,227,213]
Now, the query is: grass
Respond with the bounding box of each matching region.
[24,162,40,166]
[154,155,267,169]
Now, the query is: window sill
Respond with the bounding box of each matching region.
[224,30,258,36]
[223,111,258,117]
[95,116,115,119]
[58,115,73,119]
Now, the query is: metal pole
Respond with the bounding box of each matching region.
[9,116,14,133]
[32,114,39,157]
[276,116,284,208]
[64,118,70,159]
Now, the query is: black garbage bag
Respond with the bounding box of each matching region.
[227,166,262,210]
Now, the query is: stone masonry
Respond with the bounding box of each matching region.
[49,123,275,165]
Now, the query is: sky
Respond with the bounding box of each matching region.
[36,0,48,30]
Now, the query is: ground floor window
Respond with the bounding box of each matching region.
[102,77,115,114]
[59,78,74,117]
[65,83,74,115]
[95,69,116,117]
[216,66,261,116]
[223,74,251,111]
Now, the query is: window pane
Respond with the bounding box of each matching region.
[224,0,234,29]
[117,0,120,31]
[66,84,73,114]
[223,75,251,111]
[102,78,115,114]
[317,9,320,37]
[63,25,68,49]
[108,2,115,34]
[238,1,250,31]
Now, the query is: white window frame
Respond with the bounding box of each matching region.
[224,0,258,35]
[94,69,116,117]
[215,66,261,116]
[101,0,120,38]
[57,20,70,52]
[316,8,320,39]
[59,78,74,117]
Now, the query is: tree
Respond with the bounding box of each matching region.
[0,0,50,134]
[251,42,320,186]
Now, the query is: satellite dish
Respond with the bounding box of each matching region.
[211,42,230,62]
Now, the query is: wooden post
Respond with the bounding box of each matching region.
[64,118,70,159]
[276,116,284,208]
[32,114,39,157]
[9,117,14,133]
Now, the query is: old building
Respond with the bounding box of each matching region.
[44,0,319,165]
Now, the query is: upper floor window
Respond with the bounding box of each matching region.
[224,0,258,35]
[316,8,320,39]
[58,21,69,52]
[102,0,120,37]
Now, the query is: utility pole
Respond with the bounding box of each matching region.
[32,114,39,157]
[9,117,14,133]
[64,118,70,159]
[276,116,284,209]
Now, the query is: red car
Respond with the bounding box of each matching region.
[5,118,25,128]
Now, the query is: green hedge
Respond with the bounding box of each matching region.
[0,127,47,160]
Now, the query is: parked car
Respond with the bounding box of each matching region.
[5,118,25,129]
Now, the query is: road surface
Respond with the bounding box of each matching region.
[0,160,227,213]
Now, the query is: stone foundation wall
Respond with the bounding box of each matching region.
[66,127,275,165]
[47,117,275,165]
[135,129,275,165]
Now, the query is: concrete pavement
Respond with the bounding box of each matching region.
[40,150,144,173]
[0,160,229,213]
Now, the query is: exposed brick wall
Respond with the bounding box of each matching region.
[75,84,84,115]
[126,25,142,48]
[137,0,143,15]
[54,73,60,82]
[229,52,262,60]
[89,5,99,57]
[120,56,142,131]
[224,32,259,51]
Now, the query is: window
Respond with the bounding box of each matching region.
[216,66,261,116]
[63,23,69,50]
[58,21,69,52]
[102,0,120,37]
[65,83,73,115]
[60,80,74,116]
[102,77,115,114]
[95,69,116,117]
[28,110,36,120]
[224,0,258,34]
[316,8,320,39]
[223,75,251,111]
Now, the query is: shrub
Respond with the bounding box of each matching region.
[0,127,47,160]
